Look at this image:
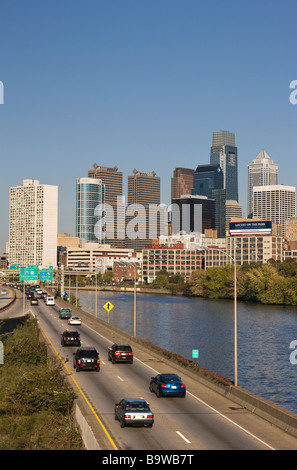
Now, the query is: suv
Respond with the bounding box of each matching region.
[73,347,100,372]
[61,330,81,347]
[59,308,72,319]
[108,344,133,364]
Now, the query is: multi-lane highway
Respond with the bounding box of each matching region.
[3,288,297,451]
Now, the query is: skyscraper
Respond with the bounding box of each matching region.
[171,167,194,203]
[191,163,225,237]
[126,169,164,251]
[248,150,278,218]
[76,178,105,243]
[253,185,296,237]
[9,179,58,268]
[210,131,238,202]
[192,164,223,199]
[88,164,124,247]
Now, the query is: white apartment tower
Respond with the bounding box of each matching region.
[253,185,296,237]
[248,150,278,217]
[9,179,58,268]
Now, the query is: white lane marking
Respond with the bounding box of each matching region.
[76,322,276,450]
[176,431,191,444]
[117,375,124,382]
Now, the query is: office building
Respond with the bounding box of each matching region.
[253,185,296,237]
[171,167,194,203]
[88,164,124,247]
[142,244,203,283]
[248,150,278,217]
[225,200,242,234]
[192,164,223,199]
[210,130,238,201]
[9,179,58,268]
[172,195,215,234]
[76,177,105,243]
[191,164,225,237]
[126,169,165,251]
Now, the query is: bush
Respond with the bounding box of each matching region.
[0,318,84,450]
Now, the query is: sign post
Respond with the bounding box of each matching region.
[104,301,114,323]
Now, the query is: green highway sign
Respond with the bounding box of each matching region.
[20,266,39,281]
[192,349,199,359]
[39,269,53,281]
[10,264,19,271]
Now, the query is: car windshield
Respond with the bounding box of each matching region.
[161,374,180,382]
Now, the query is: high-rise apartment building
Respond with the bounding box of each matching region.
[248,150,278,217]
[171,167,194,203]
[210,130,238,201]
[9,179,58,268]
[253,185,296,237]
[88,164,124,247]
[126,169,164,251]
[76,178,105,243]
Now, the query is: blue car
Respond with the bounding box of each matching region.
[149,373,186,398]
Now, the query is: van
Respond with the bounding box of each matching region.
[46,296,55,306]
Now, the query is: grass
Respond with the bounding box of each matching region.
[0,317,85,450]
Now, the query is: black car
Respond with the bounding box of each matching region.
[108,344,133,364]
[114,398,154,428]
[73,347,100,372]
[149,373,186,398]
[30,298,38,305]
[61,330,81,347]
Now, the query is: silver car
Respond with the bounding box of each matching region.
[114,398,154,428]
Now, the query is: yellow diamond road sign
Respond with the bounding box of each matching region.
[104,301,114,312]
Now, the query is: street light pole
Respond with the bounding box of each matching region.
[210,247,238,386]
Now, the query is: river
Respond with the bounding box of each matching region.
[77,289,297,415]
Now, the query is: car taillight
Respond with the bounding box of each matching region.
[147,414,154,419]
[124,414,131,419]
[115,351,121,356]
[181,384,186,388]
[161,384,167,388]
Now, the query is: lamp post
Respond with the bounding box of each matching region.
[209,247,238,386]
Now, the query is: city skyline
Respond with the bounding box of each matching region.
[0,1,296,252]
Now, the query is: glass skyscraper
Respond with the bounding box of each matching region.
[76,178,105,243]
[210,131,238,202]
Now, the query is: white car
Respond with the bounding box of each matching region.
[68,316,82,325]
[1,289,7,295]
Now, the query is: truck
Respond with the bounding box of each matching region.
[59,308,72,319]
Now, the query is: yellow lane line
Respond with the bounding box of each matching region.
[38,321,118,450]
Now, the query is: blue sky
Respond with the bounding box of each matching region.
[0,0,296,252]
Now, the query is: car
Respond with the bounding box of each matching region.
[68,315,82,325]
[30,298,38,305]
[114,398,154,428]
[59,308,72,319]
[73,347,100,372]
[108,344,133,364]
[1,290,7,295]
[61,330,81,347]
[149,373,186,398]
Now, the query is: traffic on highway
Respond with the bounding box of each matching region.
[3,283,297,451]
